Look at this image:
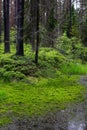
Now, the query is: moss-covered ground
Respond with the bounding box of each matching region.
[0,44,86,126]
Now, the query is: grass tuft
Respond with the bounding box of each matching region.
[61,63,87,75]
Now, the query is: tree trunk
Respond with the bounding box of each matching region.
[3,0,10,53]
[0,0,2,43]
[35,0,39,64]
[10,0,15,27]
[14,0,17,26]
[67,0,72,38]
[30,0,37,51]
[16,0,24,56]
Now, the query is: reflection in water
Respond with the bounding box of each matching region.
[1,103,87,130]
[68,122,86,130]
[68,103,86,130]
[47,103,87,130]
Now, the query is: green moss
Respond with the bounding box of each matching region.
[0,117,11,126]
[0,91,7,102]
[0,75,85,126]
[0,44,86,126]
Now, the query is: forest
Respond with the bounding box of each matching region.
[0,0,87,130]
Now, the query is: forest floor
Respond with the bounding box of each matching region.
[0,75,85,127]
[1,76,87,130]
[0,44,87,129]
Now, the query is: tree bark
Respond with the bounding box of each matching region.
[16,0,24,56]
[35,0,39,64]
[30,0,37,51]
[0,0,2,43]
[3,0,10,53]
[10,0,15,27]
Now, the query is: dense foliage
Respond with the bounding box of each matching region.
[0,0,87,128]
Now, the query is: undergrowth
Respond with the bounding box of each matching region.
[0,75,85,126]
[0,44,66,81]
[61,62,87,75]
[0,44,86,126]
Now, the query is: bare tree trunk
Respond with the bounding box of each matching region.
[16,0,24,56]
[30,0,37,51]
[14,0,17,26]
[10,0,15,27]
[3,0,10,53]
[35,0,39,64]
[0,0,2,43]
[67,0,72,38]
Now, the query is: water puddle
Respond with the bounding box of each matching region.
[67,104,86,130]
[53,103,87,130]
[1,103,87,130]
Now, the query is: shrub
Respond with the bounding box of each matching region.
[39,48,66,67]
[70,37,83,59]
[0,68,6,77]
[10,27,16,43]
[56,33,83,59]
[3,71,26,82]
[56,33,72,55]
[80,47,87,62]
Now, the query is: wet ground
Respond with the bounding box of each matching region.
[1,76,87,130]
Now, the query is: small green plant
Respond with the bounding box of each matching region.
[0,91,7,102]
[56,33,72,55]
[3,71,26,81]
[10,27,16,43]
[56,33,83,59]
[80,47,87,62]
[61,62,87,75]
[39,47,66,67]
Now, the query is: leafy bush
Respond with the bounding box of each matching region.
[56,33,83,59]
[70,37,83,59]
[0,68,6,77]
[39,48,66,67]
[56,33,72,55]
[3,71,26,81]
[10,27,16,43]
[80,47,87,62]
[0,52,38,78]
[0,46,66,79]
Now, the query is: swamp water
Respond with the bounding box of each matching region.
[1,102,87,130]
[68,103,87,130]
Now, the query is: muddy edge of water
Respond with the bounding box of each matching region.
[1,76,87,130]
